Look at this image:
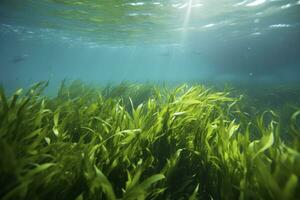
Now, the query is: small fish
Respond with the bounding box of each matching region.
[11,54,29,64]
[192,50,202,55]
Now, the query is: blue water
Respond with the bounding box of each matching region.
[0,0,300,92]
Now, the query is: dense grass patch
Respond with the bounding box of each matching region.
[0,81,299,200]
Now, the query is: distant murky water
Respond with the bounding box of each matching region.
[0,0,300,91]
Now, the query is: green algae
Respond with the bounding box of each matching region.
[0,81,300,200]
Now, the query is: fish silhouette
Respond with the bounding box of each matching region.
[192,50,202,55]
[11,54,29,64]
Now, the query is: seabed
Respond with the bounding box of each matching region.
[0,80,299,200]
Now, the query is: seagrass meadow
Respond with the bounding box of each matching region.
[1,0,300,199]
[0,80,300,200]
